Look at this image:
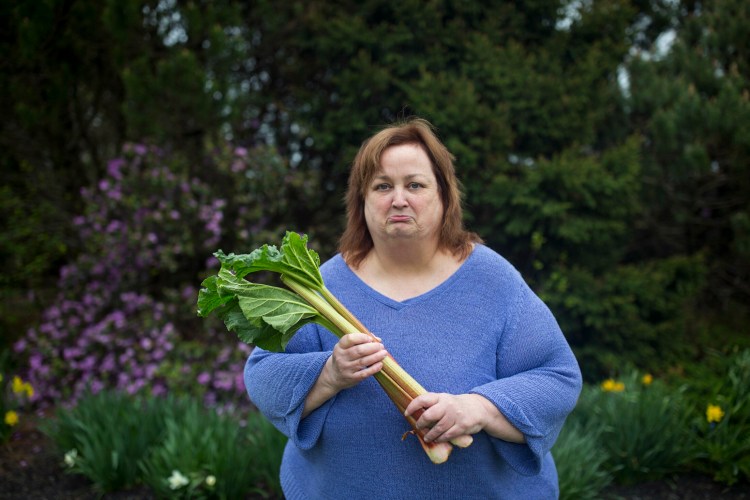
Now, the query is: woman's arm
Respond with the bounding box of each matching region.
[406,284,581,474]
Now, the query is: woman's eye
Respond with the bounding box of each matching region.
[375,183,391,191]
[408,182,422,189]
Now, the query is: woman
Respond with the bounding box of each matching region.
[244,118,582,499]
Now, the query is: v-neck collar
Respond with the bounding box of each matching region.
[338,245,480,310]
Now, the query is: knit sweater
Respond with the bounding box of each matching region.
[244,244,582,500]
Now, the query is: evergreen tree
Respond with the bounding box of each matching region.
[625,0,750,327]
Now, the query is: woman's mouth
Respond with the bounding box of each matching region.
[388,215,412,223]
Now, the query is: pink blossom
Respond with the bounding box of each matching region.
[63,347,82,360]
[101,354,115,372]
[13,338,27,352]
[30,354,43,370]
[197,372,211,385]
[107,158,125,179]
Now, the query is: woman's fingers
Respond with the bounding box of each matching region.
[329,333,387,388]
[404,392,439,418]
[337,331,373,348]
[405,393,488,443]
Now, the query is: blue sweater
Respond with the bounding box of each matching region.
[244,245,582,499]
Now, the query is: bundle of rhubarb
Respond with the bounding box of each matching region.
[197,231,471,463]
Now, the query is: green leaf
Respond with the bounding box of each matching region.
[235,287,316,334]
[197,233,347,352]
[206,263,327,351]
[216,231,323,291]
[196,275,234,317]
[208,291,314,352]
[221,300,287,352]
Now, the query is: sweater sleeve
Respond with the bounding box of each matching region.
[470,285,582,476]
[244,324,335,450]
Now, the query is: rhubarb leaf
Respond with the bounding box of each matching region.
[216,231,323,291]
[198,259,338,351]
[196,275,234,317]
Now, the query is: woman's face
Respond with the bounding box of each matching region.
[364,143,444,246]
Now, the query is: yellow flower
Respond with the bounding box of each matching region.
[23,382,34,398]
[4,411,19,426]
[641,373,653,386]
[706,404,725,423]
[12,376,25,395]
[601,379,625,392]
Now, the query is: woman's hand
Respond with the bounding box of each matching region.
[303,333,387,417]
[323,332,388,392]
[404,392,525,444]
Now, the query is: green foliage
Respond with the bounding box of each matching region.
[553,419,612,500]
[140,399,285,499]
[42,390,174,493]
[625,0,750,311]
[690,349,750,485]
[43,390,286,498]
[573,372,695,485]
[547,255,705,379]
[492,138,643,273]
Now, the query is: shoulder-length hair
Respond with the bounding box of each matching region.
[338,117,482,267]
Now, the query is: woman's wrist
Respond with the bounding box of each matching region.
[474,394,526,444]
[302,356,342,418]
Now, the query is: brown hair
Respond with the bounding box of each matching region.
[338,117,482,267]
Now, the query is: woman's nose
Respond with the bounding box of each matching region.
[391,187,408,207]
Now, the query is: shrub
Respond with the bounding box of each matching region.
[546,256,705,381]
[13,142,317,409]
[691,348,750,485]
[574,371,695,485]
[155,339,252,411]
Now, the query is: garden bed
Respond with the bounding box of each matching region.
[1,414,747,500]
[0,413,275,499]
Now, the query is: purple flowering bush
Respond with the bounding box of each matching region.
[14,142,317,409]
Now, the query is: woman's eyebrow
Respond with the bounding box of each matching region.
[373,173,427,181]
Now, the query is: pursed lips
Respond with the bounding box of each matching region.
[388,215,413,223]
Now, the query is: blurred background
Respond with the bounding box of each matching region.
[1,0,748,410]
